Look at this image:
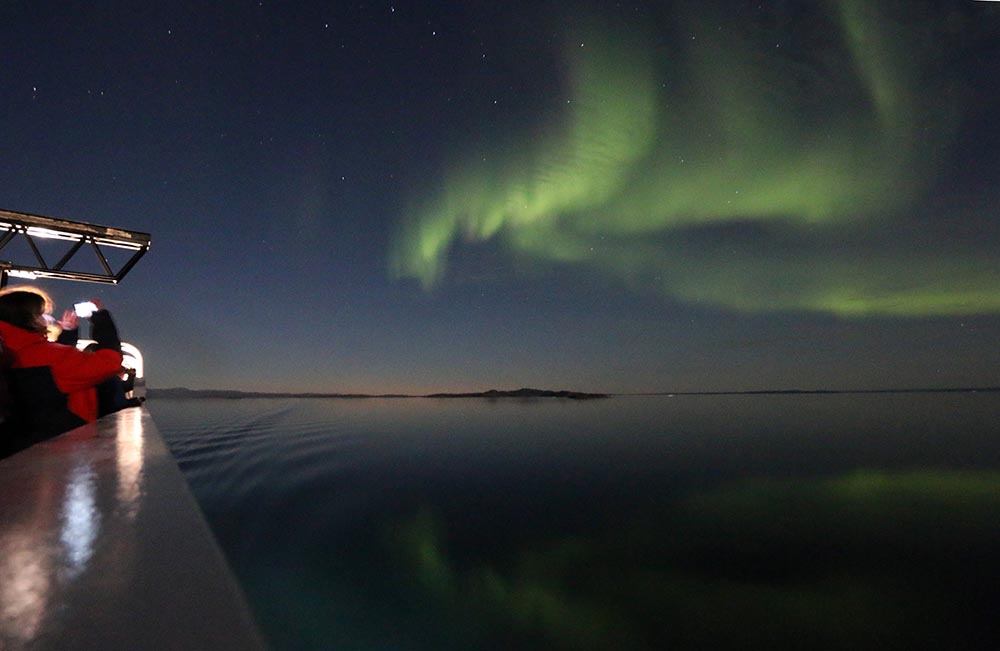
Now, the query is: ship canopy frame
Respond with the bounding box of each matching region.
[0,209,151,286]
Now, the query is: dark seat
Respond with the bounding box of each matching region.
[2,366,86,458]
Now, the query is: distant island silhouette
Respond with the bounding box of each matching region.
[424,388,605,400]
[146,386,998,400]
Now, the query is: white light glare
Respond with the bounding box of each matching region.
[25,227,83,242]
[75,340,144,379]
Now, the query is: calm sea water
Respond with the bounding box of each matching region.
[151,394,1000,650]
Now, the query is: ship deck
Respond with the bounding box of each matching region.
[0,407,264,649]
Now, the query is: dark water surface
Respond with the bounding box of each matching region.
[151,394,1000,650]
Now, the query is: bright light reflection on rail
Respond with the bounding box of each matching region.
[0,531,51,643]
[116,409,145,519]
[60,463,99,576]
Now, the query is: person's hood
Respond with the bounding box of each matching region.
[0,320,48,352]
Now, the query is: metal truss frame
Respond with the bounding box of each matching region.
[0,209,151,287]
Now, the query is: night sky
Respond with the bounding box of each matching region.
[2,1,998,394]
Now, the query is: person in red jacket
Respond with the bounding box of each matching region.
[0,287,124,454]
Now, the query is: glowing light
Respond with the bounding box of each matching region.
[24,227,83,242]
[75,340,144,380]
[390,1,997,317]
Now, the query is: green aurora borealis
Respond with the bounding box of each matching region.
[390,0,1000,317]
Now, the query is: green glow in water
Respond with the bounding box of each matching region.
[390,470,1000,649]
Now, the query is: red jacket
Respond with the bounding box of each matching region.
[0,321,123,422]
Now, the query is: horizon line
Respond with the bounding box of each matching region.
[146,386,1000,399]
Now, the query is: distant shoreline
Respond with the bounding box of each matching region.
[630,387,1000,396]
[146,387,608,400]
[146,386,999,400]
